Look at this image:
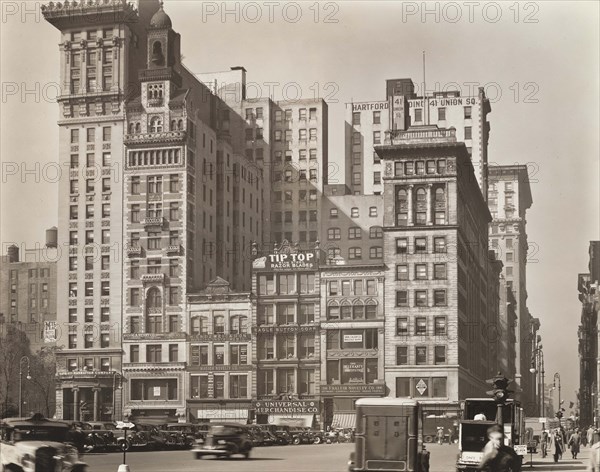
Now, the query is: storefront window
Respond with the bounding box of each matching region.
[214,375,225,398]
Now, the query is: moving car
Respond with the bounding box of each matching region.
[192,423,253,459]
[0,413,88,472]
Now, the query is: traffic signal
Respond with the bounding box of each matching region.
[486,373,512,404]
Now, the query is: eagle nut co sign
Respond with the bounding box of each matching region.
[254,400,320,415]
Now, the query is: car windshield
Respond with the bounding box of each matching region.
[461,424,490,452]
[13,426,68,443]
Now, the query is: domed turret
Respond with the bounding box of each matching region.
[150,1,172,29]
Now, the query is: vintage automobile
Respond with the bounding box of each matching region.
[0,413,88,472]
[163,423,195,449]
[192,423,253,459]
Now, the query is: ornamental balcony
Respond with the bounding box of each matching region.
[165,244,181,255]
[142,216,164,228]
[124,130,186,146]
[385,125,457,145]
[126,246,142,257]
[140,273,165,284]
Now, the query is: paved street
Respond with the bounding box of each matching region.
[82,442,591,472]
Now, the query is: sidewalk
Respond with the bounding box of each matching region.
[520,445,591,471]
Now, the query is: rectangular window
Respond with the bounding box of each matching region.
[434,237,446,253]
[434,317,447,336]
[415,264,428,280]
[352,112,361,125]
[415,290,428,307]
[415,346,427,365]
[464,106,472,119]
[396,264,408,280]
[415,317,427,335]
[146,345,162,362]
[396,317,408,336]
[396,346,408,365]
[464,126,472,140]
[169,344,179,362]
[434,263,447,279]
[434,346,446,365]
[415,109,423,122]
[396,238,408,254]
[396,290,408,307]
[373,111,381,124]
[230,375,248,399]
[415,237,427,253]
[438,107,446,121]
[433,290,446,306]
[86,128,95,143]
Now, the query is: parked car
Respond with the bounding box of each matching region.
[192,423,253,459]
[164,423,195,449]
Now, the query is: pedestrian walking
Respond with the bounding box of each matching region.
[477,424,521,472]
[588,440,600,471]
[448,427,454,445]
[436,427,444,445]
[541,429,548,458]
[568,429,581,459]
[550,428,564,463]
[588,426,595,446]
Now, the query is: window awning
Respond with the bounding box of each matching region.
[271,414,314,428]
[198,408,249,423]
[331,413,356,429]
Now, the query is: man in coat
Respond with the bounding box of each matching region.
[568,428,581,459]
[478,424,521,472]
[549,428,564,463]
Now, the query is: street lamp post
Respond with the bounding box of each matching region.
[530,345,545,417]
[18,356,31,417]
[553,373,562,418]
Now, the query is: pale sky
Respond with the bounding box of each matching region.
[1,1,599,409]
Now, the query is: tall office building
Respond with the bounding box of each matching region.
[43,0,161,422]
[488,165,535,413]
[198,71,329,249]
[377,125,500,414]
[346,78,491,198]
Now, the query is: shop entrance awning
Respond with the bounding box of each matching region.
[331,413,356,429]
[197,409,249,423]
[271,414,314,427]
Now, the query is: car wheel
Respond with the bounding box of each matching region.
[314,436,322,444]
[293,437,301,445]
[424,435,433,443]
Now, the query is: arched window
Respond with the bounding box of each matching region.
[146,287,162,334]
[352,300,365,320]
[151,41,164,66]
[365,300,378,320]
[214,315,225,334]
[128,123,134,134]
[327,301,340,320]
[135,122,141,133]
[150,117,162,133]
[171,120,177,131]
[415,187,427,225]
[435,187,446,203]
[340,301,352,320]
[230,315,248,334]
[177,119,183,130]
